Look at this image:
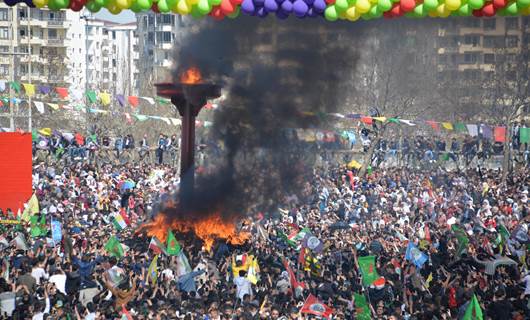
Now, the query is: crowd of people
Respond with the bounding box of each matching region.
[1,150,530,319]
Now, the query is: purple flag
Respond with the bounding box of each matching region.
[38,85,51,95]
[346,113,361,119]
[116,94,125,107]
[481,124,493,139]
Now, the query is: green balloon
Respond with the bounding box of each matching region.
[517,0,530,7]
[458,3,472,15]
[48,0,69,9]
[86,0,102,11]
[423,0,438,10]
[377,0,392,11]
[324,6,339,20]
[468,0,483,9]
[94,0,109,6]
[413,3,426,15]
[228,6,240,18]
[197,0,211,14]
[191,6,203,17]
[368,5,383,17]
[130,1,143,11]
[346,0,356,6]
[157,0,171,11]
[335,0,349,12]
[137,0,153,9]
[210,0,222,5]
[507,2,518,13]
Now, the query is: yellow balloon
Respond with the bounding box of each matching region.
[115,0,132,8]
[33,0,48,7]
[177,0,192,13]
[522,6,530,14]
[368,0,378,4]
[428,10,438,16]
[188,0,199,5]
[355,0,371,13]
[445,0,460,10]
[338,10,348,18]
[436,3,450,16]
[346,5,357,17]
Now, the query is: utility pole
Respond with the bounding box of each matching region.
[81,14,90,134]
[26,5,31,132]
[8,4,16,131]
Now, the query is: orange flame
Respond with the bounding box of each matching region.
[143,212,249,251]
[180,67,202,84]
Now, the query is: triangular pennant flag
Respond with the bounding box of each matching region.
[33,101,45,114]
[134,114,148,122]
[442,122,454,130]
[399,119,416,126]
[116,94,125,107]
[426,121,439,131]
[156,97,170,105]
[38,85,51,95]
[10,81,21,93]
[360,116,373,125]
[466,124,478,137]
[494,126,506,143]
[388,118,400,124]
[21,194,39,222]
[86,90,97,104]
[128,96,139,107]
[70,89,83,101]
[22,83,35,97]
[166,229,182,256]
[99,92,111,106]
[373,116,387,122]
[462,294,483,320]
[141,97,155,105]
[520,128,530,144]
[47,103,59,111]
[61,105,73,111]
[55,87,69,99]
[300,294,333,319]
[38,128,52,136]
[454,123,467,133]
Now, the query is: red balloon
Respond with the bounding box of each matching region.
[472,9,483,16]
[390,2,403,15]
[325,0,335,4]
[220,0,235,14]
[151,2,160,12]
[400,0,415,12]
[383,11,393,18]
[482,2,495,15]
[231,0,243,5]
[492,0,506,8]
[69,0,84,10]
[209,5,225,19]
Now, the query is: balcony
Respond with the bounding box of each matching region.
[20,54,45,64]
[19,17,46,27]
[46,19,69,28]
[20,36,45,46]
[46,38,66,47]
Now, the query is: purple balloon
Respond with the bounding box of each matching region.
[276,0,286,3]
[293,0,308,17]
[281,0,293,12]
[307,8,317,17]
[257,7,268,16]
[313,0,326,12]
[4,0,22,5]
[241,0,256,14]
[276,10,289,18]
[255,0,265,6]
[265,0,279,11]
[304,0,314,5]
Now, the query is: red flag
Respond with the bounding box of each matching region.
[298,247,306,265]
[426,121,439,131]
[119,207,130,225]
[55,87,69,99]
[360,116,373,125]
[282,258,306,294]
[128,96,139,108]
[424,224,431,242]
[494,126,506,143]
[149,237,165,255]
[121,305,133,320]
[300,294,333,319]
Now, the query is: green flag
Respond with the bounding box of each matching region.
[388,118,400,124]
[156,97,170,105]
[166,230,181,256]
[463,294,483,320]
[86,90,97,104]
[452,225,469,256]
[520,128,530,144]
[10,81,21,93]
[105,235,124,258]
[354,293,371,320]
[455,123,467,133]
[358,255,379,286]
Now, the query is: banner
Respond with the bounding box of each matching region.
[51,220,62,243]
[358,255,379,286]
[0,220,21,225]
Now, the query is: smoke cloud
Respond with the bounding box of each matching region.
[165,17,361,221]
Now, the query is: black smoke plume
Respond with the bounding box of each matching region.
[164,17,361,221]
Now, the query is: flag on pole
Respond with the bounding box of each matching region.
[149,237,166,255]
[405,242,429,268]
[104,235,124,258]
[358,255,379,286]
[120,306,133,320]
[176,251,192,276]
[147,254,159,287]
[282,258,306,295]
[21,194,39,222]
[300,294,333,319]
[354,293,371,320]
[302,232,324,253]
[112,211,128,231]
[166,229,181,256]
[452,225,470,256]
[463,294,483,320]
[520,127,530,144]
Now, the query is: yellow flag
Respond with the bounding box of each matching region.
[347,159,362,169]
[47,103,59,111]
[373,116,387,122]
[22,83,35,97]
[442,122,453,130]
[99,92,111,106]
[425,272,433,289]
[38,128,52,136]
[147,254,159,287]
[21,193,39,222]
[247,256,260,284]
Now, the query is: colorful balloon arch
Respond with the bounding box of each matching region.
[5,0,530,21]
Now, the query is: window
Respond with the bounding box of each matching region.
[18,45,28,54]
[0,65,8,75]
[506,17,519,30]
[162,15,172,24]
[0,9,8,21]
[464,35,480,46]
[484,53,495,63]
[0,46,8,53]
[507,71,517,81]
[464,19,480,28]
[19,28,27,37]
[148,15,154,26]
[112,31,116,39]
[147,32,154,43]
[483,36,504,48]
[483,19,496,30]
[506,36,518,47]
[48,12,55,20]
[463,52,478,63]
[112,59,116,67]
[0,27,9,40]
[163,31,172,43]
[48,29,57,39]
[19,9,26,19]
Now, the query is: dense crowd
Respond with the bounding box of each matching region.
[0,157,529,319]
